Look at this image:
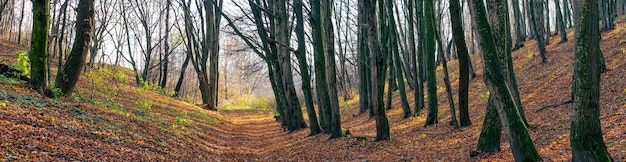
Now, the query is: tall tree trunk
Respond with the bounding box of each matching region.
[449,0,472,126]
[55,0,69,81]
[159,0,171,88]
[310,0,332,132]
[205,0,220,110]
[544,0,551,44]
[512,0,526,50]
[294,0,319,135]
[555,0,568,43]
[424,0,439,126]
[17,0,25,44]
[564,0,573,27]
[435,33,459,129]
[55,0,95,95]
[414,0,425,116]
[29,0,51,94]
[357,0,371,115]
[468,0,542,160]
[321,0,342,138]
[173,55,190,97]
[363,0,390,141]
[529,0,548,62]
[570,0,612,159]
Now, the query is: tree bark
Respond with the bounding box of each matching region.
[469,0,542,160]
[363,0,390,141]
[55,0,95,95]
[310,0,332,132]
[294,0,320,135]
[29,0,51,94]
[449,0,472,127]
[555,0,568,43]
[570,0,612,160]
[424,0,439,126]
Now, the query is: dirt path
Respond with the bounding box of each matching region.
[216,110,286,161]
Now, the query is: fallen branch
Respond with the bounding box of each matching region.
[535,100,572,113]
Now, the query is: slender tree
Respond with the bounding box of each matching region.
[528,0,548,62]
[321,0,342,138]
[424,0,439,126]
[310,0,333,132]
[294,0,321,135]
[363,0,390,141]
[449,0,472,126]
[55,0,95,95]
[570,0,612,159]
[555,0,568,43]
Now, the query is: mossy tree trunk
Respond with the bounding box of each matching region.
[55,0,95,95]
[570,0,612,160]
[310,0,333,132]
[468,0,542,160]
[424,0,439,126]
[29,0,51,94]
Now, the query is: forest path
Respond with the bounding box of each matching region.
[216,110,290,161]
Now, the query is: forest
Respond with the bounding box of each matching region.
[0,0,625,160]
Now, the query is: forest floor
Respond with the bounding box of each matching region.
[1,18,626,161]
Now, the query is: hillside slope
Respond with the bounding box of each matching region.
[1,18,625,161]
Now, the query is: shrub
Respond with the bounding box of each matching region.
[12,51,30,77]
[138,100,153,111]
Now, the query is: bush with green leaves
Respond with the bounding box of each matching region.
[173,110,193,130]
[12,51,30,77]
[138,100,153,111]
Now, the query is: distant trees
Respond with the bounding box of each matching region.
[179,0,222,109]
[55,0,95,95]
[570,0,612,160]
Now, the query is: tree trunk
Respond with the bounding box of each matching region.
[55,0,69,82]
[294,0,320,135]
[435,33,459,129]
[17,0,25,44]
[173,55,190,97]
[544,0,551,44]
[477,96,502,152]
[55,0,95,95]
[159,0,171,88]
[363,0,390,141]
[570,0,612,159]
[555,0,568,43]
[529,0,548,62]
[321,0,342,138]
[311,0,332,132]
[414,0,425,116]
[449,0,472,127]
[488,0,530,126]
[357,0,371,115]
[424,0,439,126]
[512,0,526,50]
[468,0,542,160]
[29,0,51,94]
